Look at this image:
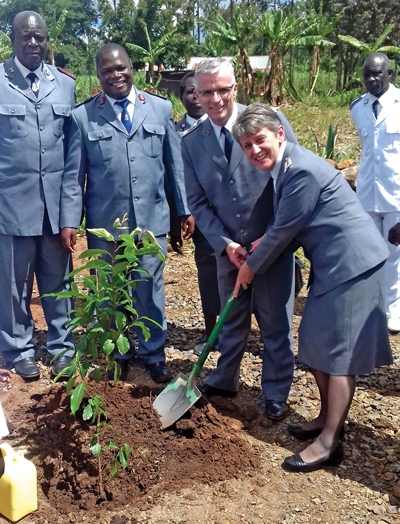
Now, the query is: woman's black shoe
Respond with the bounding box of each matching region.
[283,443,343,473]
[287,424,345,441]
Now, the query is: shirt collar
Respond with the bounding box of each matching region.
[208,103,239,139]
[14,56,43,79]
[368,82,396,106]
[106,86,136,108]
[271,141,287,182]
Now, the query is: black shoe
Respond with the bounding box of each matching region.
[52,356,72,378]
[193,336,219,356]
[283,443,343,473]
[288,424,345,441]
[200,384,237,398]
[107,359,129,381]
[14,358,40,379]
[147,362,171,383]
[266,400,287,420]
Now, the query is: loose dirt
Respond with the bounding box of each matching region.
[0,238,399,524]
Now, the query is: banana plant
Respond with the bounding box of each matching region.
[0,30,12,62]
[39,8,67,66]
[127,23,177,85]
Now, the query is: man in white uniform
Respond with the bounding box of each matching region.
[351,52,400,332]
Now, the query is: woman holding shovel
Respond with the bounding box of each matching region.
[231,104,392,473]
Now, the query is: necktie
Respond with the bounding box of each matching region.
[115,99,132,132]
[372,99,381,119]
[221,126,233,163]
[26,72,38,97]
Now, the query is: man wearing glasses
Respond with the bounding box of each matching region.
[181,58,298,420]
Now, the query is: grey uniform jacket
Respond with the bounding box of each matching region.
[247,142,389,296]
[0,56,76,236]
[181,103,298,256]
[60,89,189,238]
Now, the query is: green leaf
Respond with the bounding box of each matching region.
[103,339,115,355]
[124,443,131,459]
[78,249,110,260]
[92,367,101,383]
[112,361,121,383]
[71,383,85,416]
[119,448,129,469]
[87,228,115,242]
[83,404,93,421]
[114,311,126,331]
[106,441,118,449]
[91,442,102,455]
[112,261,131,276]
[110,458,119,480]
[116,334,130,355]
[80,359,90,379]
[66,375,77,395]
[84,259,111,270]
[87,338,98,358]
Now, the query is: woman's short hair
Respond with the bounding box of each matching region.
[232,103,281,142]
[194,58,235,89]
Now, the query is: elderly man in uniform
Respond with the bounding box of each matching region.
[351,52,400,333]
[60,43,189,383]
[0,11,76,379]
[181,58,298,420]
[173,71,221,355]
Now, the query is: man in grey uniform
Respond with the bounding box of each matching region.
[0,11,76,379]
[182,58,297,420]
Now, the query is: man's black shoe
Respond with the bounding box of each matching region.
[107,359,129,381]
[14,357,40,379]
[147,362,170,383]
[52,356,72,378]
[200,384,237,398]
[266,400,287,420]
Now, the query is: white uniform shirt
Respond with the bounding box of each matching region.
[351,83,400,212]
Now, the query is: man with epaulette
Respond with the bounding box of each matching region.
[0,11,76,379]
[351,52,400,333]
[60,43,189,384]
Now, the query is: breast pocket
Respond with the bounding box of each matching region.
[52,104,71,137]
[87,129,114,162]
[142,123,165,157]
[358,127,368,146]
[385,122,400,152]
[0,105,28,138]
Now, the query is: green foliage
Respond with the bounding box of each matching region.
[45,215,164,496]
[0,30,12,61]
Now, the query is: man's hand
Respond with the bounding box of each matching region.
[250,234,266,253]
[181,215,195,240]
[170,235,183,254]
[234,262,254,297]
[226,242,249,269]
[61,227,77,253]
[388,223,400,246]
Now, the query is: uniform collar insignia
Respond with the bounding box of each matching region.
[364,98,368,104]
[45,68,50,76]
[180,123,186,129]
[284,158,292,173]
[8,67,14,73]
[205,128,211,136]
[99,96,106,106]
[138,93,146,102]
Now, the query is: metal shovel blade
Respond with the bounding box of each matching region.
[153,372,201,429]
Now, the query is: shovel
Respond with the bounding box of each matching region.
[153,290,237,429]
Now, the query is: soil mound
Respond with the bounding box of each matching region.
[15,382,259,520]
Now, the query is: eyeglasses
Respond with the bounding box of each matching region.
[197,84,235,99]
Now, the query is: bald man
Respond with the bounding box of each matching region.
[351,52,400,332]
[60,44,189,383]
[0,11,76,379]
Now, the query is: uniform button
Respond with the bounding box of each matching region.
[229,180,234,185]
[40,126,44,131]
[134,197,139,202]
[41,171,45,176]
[99,133,103,138]
[130,157,135,162]
[11,109,15,114]
[375,176,378,180]
[132,177,137,182]
[375,159,379,163]
[41,149,46,154]
[37,104,41,109]
[240,228,245,234]
[236,213,241,218]
[232,197,237,202]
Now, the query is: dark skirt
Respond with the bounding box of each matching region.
[299,261,393,375]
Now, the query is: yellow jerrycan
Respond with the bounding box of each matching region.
[0,443,37,522]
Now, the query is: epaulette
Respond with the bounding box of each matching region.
[144,90,167,100]
[182,118,203,138]
[349,94,365,109]
[74,93,101,109]
[57,67,76,80]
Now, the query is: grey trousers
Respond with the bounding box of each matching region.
[207,252,295,401]
[0,227,74,363]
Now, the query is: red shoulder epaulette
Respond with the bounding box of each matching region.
[57,67,76,80]
[74,93,101,108]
